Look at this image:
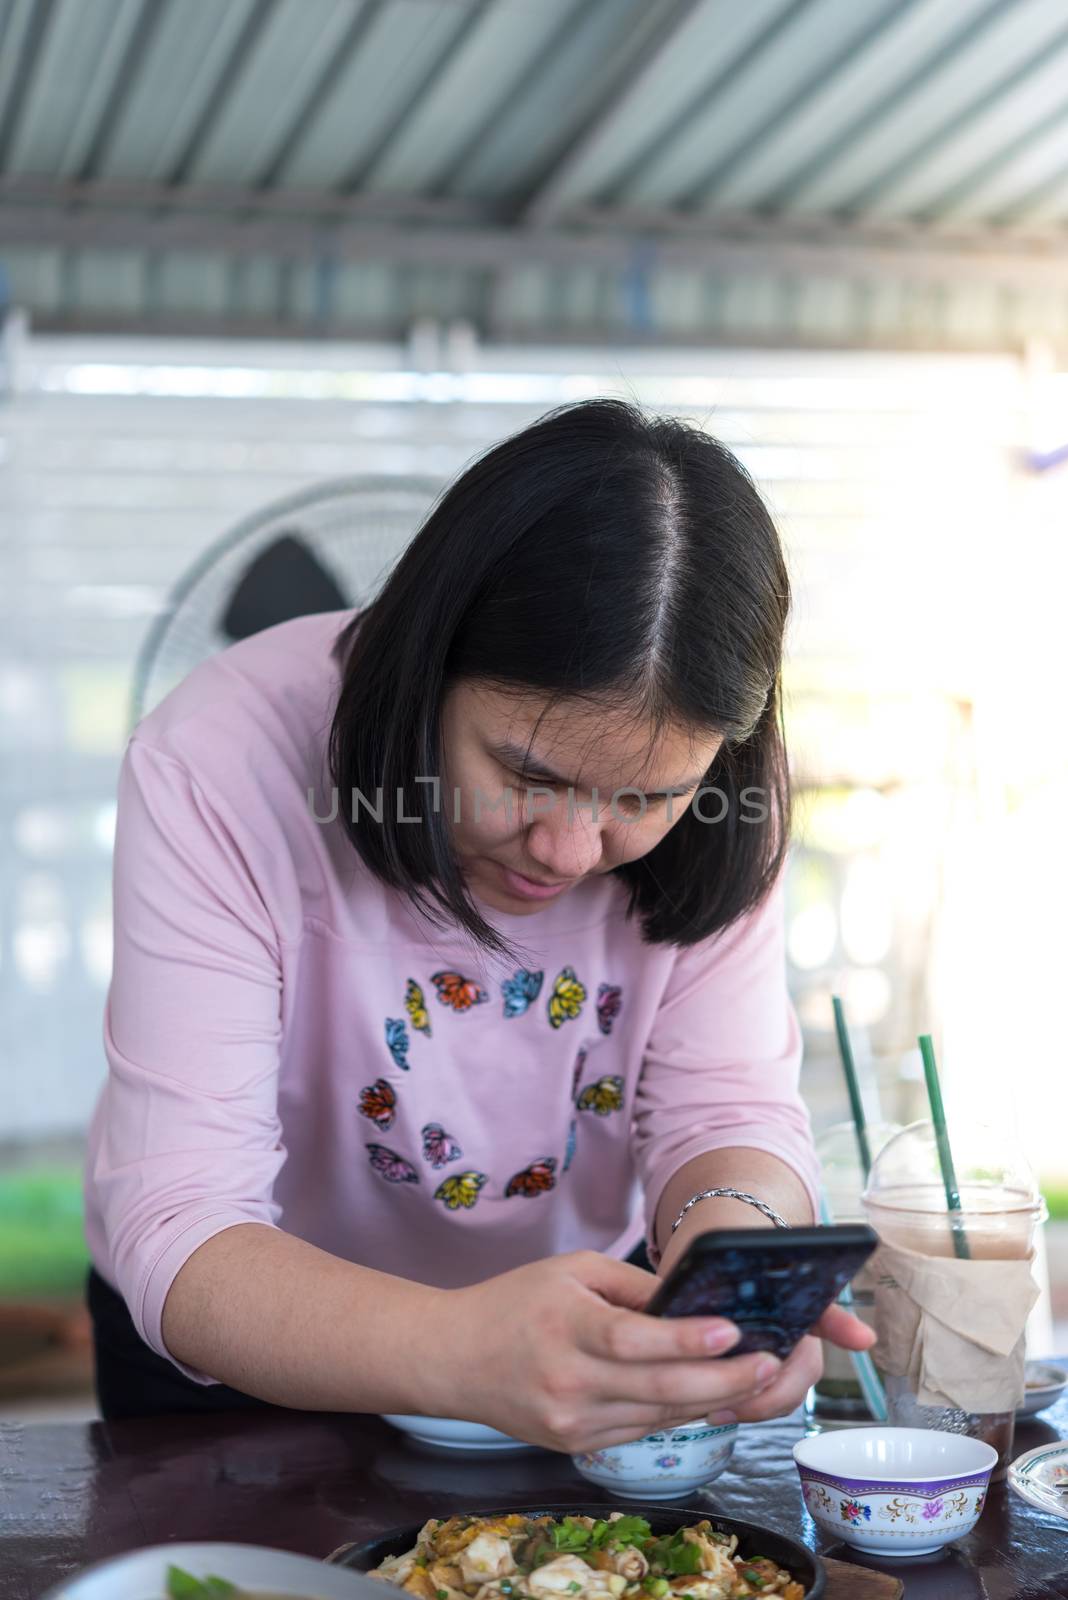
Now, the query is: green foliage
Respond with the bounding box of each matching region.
[1041,1185,1068,1222]
[0,1166,88,1298]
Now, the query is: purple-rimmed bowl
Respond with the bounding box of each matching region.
[793,1426,996,1557]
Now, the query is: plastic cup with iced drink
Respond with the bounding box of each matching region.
[862,1119,1047,1466]
[806,1120,902,1427]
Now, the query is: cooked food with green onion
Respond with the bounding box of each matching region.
[368,1515,804,1600]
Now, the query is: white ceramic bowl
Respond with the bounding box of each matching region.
[38,1541,382,1600]
[572,1420,738,1500]
[793,1426,996,1558]
[1016,1360,1068,1418]
[381,1413,531,1451]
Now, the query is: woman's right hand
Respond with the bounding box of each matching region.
[424,1250,781,1454]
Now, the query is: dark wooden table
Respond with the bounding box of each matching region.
[3,1400,1068,1600]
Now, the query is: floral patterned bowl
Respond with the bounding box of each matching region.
[571,1420,738,1500]
[793,1426,996,1557]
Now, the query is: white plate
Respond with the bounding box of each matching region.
[1016,1361,1068,1419]
[1009,1442,1068,1519]
[38,1541,384,1600]
[380,1413,532,1452]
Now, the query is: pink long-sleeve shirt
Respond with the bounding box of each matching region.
[84,609,819,1382]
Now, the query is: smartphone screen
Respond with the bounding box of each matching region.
[645,1224,878,1361]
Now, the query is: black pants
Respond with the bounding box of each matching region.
[87,1267,277,1419]
[88,1240,655,1420]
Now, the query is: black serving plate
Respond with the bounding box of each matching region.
[328,1502,825,1599]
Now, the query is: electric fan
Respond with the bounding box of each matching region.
[130,475,443,727]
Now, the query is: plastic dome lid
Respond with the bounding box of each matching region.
[862,1118,1041,1214]
[816,1120,904,1220]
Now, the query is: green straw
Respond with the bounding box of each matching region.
[832,994,872,1180]
[918,1032,971,1260]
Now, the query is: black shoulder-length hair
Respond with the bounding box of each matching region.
[328,397,791,955]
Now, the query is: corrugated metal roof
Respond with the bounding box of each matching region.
[2,0,1068,345]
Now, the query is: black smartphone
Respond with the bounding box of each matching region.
[645,1223,878,1361]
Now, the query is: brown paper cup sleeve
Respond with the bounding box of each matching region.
[871,1241,1038,1413]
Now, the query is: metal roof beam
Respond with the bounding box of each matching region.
[0,174,491,225]
[9,177,1068,250]
[4,200,1068,289]
[23,307,984,352]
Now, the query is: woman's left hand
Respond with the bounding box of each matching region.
[712,1303,875,1425]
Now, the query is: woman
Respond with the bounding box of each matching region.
[85,398,871,1436]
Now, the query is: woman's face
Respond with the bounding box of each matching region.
[441,680,723,915]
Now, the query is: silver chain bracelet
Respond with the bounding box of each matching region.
[670,1186,791,1235]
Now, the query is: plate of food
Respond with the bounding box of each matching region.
[380,1414,532,1452]
[331,1504,823,1599]
[1015,1360,1068,1419]
[37,1541,383,1600]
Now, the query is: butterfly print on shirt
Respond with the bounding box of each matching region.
[358,1079,396,1131]
[404,978,432,1038]
[366,1144,419,1184]
[596,983,623,1035]
[501,968,544,1018]
[384,1017,410,1070]
[563,1119,577,1173]
[577,1075,625,1116]
[547,967,587,1029]
[434,1172,488,1210]
[421,1122,463,1168]
[431,971,488,1013]
[505,1157,557,1198]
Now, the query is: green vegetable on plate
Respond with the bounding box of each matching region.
[166,1567,238,1599]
